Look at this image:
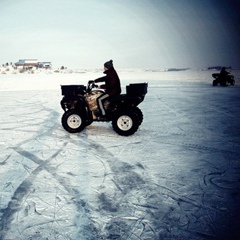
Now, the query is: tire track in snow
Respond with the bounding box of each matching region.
[0,107,101,239]
[0,143,68,238]
[66,135,154,239]
[68,135,214,239]
[141,130,239,155]
[1,142,101,240]
[79,135,238,239]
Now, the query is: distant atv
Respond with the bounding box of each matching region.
[212,73,235,86]
[60,81,148,136]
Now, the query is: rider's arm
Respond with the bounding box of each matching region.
[94,76,107,83]
[98,83,106,89]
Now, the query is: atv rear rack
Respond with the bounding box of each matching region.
[126,83,148,96]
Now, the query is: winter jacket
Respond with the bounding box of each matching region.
[94,67,121,96]
[220,68,229,78]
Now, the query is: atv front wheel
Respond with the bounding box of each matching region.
[61,110,86,133]
[212,80,217,86]
[220,80,227,86]
[112,110,140,136]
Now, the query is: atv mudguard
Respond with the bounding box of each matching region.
[109,94,144,110]
[60,95,87,112]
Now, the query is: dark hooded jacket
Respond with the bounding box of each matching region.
[94,67,121,96]
[220,67,229,78]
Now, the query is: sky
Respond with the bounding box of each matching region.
[0,0,240,69]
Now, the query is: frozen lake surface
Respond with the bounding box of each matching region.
[0,69,240,239]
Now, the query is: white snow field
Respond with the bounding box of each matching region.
[0,69,240,240]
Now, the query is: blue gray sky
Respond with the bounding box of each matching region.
[0,0,239,69]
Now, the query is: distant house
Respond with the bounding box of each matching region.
[15,59,52,69]
[15,59,38,67]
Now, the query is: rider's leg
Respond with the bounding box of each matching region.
[97,93,109,116]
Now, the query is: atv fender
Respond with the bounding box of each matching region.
[61,95,88,111]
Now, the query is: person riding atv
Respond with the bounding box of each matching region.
[60,62,148,136]
[212,67,235,86]
[220,67,229,78]
[91,60,121,119]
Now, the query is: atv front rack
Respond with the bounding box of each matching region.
[61,85,86,96]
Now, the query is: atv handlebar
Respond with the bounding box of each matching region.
[87,81,98,92]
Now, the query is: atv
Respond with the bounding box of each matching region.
[212,73,235,86]
[60,81,148,136]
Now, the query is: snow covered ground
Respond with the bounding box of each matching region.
[0,69,240,239]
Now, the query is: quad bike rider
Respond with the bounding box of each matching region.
[60,60,148,136]
[212,67,235,86]
[90,59,121,119]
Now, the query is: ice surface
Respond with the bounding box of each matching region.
[0,69,240,239]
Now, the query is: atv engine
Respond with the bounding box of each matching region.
[84,91,109,111]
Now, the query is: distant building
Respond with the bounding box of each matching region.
[15,59,38,67]
[15,59,52,68]
[38,62,52,69]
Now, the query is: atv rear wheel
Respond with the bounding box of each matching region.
[231,79,235,85]
[134,107,143,125]
[112,110,140,136]
[61,109,86,133]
